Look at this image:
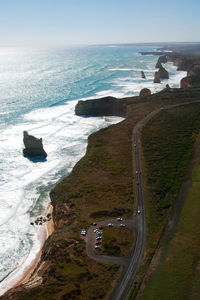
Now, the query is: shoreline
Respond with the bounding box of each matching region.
[1,45,199,299]
[0,202,54,296]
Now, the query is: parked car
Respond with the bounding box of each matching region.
[117,217,123,221]
[138,210,141,214]
[81,229,87,236]
[92,222,97,226]
[120,223,126,227]
[95,245,100,249]
[108,223,114,227]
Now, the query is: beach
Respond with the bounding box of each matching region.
[0,203,54,296]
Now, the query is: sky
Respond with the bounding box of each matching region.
[0,0,200,46]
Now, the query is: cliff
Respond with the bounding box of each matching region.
[75,96,127,117]
[2,46,200,300]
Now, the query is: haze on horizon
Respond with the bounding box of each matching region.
[0,0,200,47]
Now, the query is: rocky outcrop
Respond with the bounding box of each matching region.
[154,71,161,83]
[23,131,47,158]
[155,56,167,68]
[139,88,151,97]
[75,96,127,117]
[180,77,192,88]
[158,65,169,79]
[141,71,146,79]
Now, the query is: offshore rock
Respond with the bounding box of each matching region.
[23,131,47,158]
[139,88,151,97]
[154,71,161,83]
[141,71,146,79]
[158,65,169,79]
[75,96,127,117]
[155,55,167,68]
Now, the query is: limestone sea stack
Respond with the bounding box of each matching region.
[158,65,169,79]
[154,71,161,83]
[23,131,47,158]
[141,71,146,79]
[155,55,167,68]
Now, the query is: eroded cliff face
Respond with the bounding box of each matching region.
[155,55,167,68]
[75,96,127,117]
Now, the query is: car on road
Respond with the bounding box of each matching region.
[108,223,114,227]
[137,210,141,214]
[120,223,126,227]
[117,217,123,221]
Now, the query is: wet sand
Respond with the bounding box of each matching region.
[0,203,54,296]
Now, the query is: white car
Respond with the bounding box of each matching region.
[120,223,126,227]
[95,245,100,249]
[137,210,141,214]
[108,223,114,227]
[117,217,123,221]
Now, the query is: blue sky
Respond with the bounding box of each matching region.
[0,0,200,46]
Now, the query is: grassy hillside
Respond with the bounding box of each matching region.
[136,104,200,299]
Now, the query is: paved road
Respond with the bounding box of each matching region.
[108,100,200,300]
[85,218,136,266]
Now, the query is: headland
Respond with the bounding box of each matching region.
[2,43,200,300]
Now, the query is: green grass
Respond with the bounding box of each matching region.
[96,227,134,256]
[141,170,200,299]
[130,103,200,299]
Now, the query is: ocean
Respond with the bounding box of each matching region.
[0,45,186,292]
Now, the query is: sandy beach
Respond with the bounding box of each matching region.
[0,202,54,296]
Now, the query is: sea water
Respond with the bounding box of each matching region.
[0,45,186,290]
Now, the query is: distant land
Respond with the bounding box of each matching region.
[2,42,200,300]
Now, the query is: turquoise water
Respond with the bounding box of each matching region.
[0,45,186,292]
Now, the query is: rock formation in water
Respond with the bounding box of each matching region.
[158,65,169,79]
[23,131,47,158]
[139,88,151,97]
[154,71,161,83]
[141,71,146,79]
[75,96,127,117]
[155,55,167,68]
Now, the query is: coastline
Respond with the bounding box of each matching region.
[1,45,200,299]
[0,202,54,296]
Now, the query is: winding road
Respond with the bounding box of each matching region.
[83,101,200,300]
[108,101,200,300]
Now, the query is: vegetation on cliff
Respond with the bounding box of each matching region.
[139,105,200,300]
[3,46,200,300]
